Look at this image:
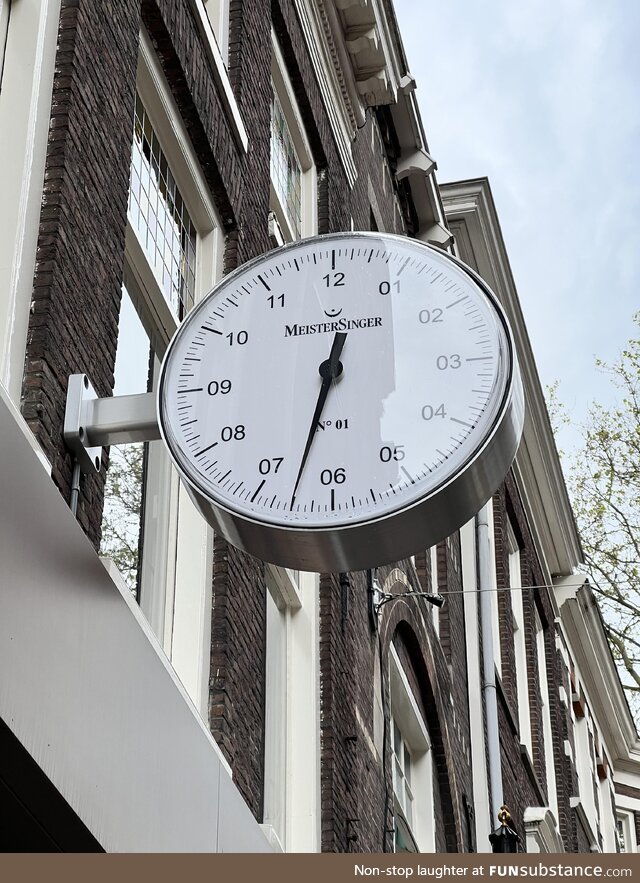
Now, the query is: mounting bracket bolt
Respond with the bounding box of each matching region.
[63,374,103,474]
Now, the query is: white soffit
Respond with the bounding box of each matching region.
[555,576,640,768]
[441,179,582,580]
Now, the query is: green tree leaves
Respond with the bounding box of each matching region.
[549,313,640,725]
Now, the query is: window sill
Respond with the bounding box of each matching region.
[267,564,303,610]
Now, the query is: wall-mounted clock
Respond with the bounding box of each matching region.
[158,232,524,572]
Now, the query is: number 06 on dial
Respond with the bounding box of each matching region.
[158,232,524,572]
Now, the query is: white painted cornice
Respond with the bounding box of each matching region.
[440,176,640,792]
[293,0,451,242]
[440,179,581,584]
[555,576,640,770]
[569,798,600,852]
[523,807,565,853]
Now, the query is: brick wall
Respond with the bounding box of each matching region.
[319,557,474,853]
[22,0,141,547]
[491,473,584,852]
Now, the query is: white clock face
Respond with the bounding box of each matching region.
[159,233,515,540]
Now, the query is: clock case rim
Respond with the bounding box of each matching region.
[157,231,524,573]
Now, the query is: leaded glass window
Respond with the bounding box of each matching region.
[270,90,302,239]
[129,93,197,320]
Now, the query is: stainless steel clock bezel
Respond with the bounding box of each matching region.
[158,232,524,572]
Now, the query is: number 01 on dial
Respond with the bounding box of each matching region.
[158,232,524,572]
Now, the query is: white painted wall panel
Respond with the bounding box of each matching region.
[0,385,270,853]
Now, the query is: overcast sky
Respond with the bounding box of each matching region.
[393,0,639,441]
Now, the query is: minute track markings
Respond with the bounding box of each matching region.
[401,466,415,485]
[446,295,469,308]
[159,235,516,547]
[194,442,218,458]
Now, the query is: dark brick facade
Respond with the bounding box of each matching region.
[491,473,597,853]
[22,0,141,547]
[319,558,472,853]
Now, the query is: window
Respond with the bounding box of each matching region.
[615,813,637,853]
[535,608,558,817]
[263,568,321,851]
[270,31,316,243]
[99,30,221,716]
[486,498,501,677]
[508,520,531,754]
[389,645,435,852]
[617,816,627,853]
[129,92,197,321]
[99,288,151,596]
[271,90,302,237]
[203,0,229,64]
[392,718,415,838]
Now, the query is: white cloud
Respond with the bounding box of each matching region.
[394,0,640,428]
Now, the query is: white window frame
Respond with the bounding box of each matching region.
[389,644,435,853]
[616,811,636,854]
[203,0,229,65]
[486,498,501,678]
[508,520,532,756]
[126,31,221,354]
[535,607,558,819]
[104,29,222,717]
[270,30,317,243]
[574,707,601,839]
[0,0,61,406]
[392,715,416,837]
[263,567,321,852]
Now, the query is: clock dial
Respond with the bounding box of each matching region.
[158,232,523,570]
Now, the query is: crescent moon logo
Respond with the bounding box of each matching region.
[323,307,343,318]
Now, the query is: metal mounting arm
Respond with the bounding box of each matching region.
[64,374,160,474]
[374,590,445,616]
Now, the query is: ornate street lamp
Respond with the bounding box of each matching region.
[489,806,521,853]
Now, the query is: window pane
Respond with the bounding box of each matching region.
[395,815,418,853]
[99,288,151,596]
[404,743,412,786]
[128,94,197,319]
[270,90,302,238]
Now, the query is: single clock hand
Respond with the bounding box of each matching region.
[290,332,347,508]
